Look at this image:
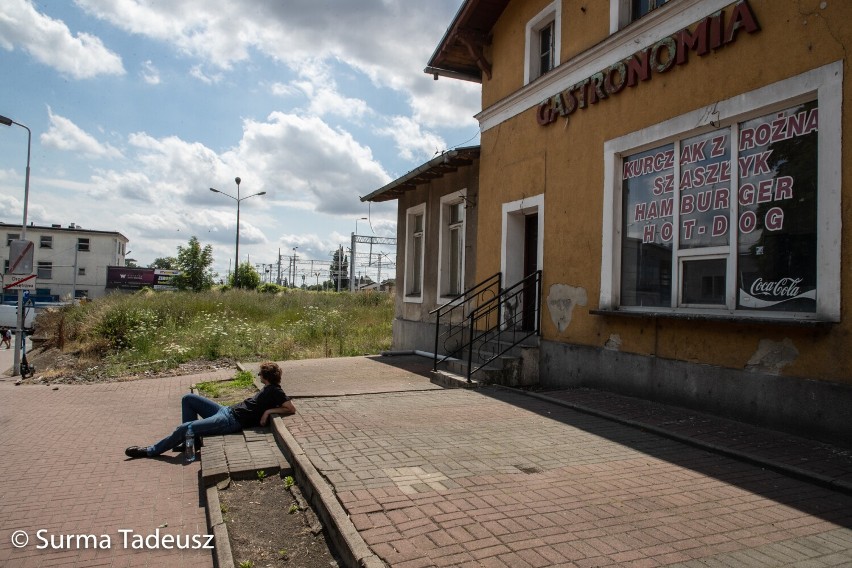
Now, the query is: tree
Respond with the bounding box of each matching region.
[172,236,216,292]
[230,261,261,289]
[330,248,349,291]
[150,257,178,270]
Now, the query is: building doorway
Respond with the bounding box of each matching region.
[501,195,543,330]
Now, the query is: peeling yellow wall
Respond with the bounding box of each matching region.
[478,0,852,384]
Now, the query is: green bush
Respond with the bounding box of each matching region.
[258,283,283,294]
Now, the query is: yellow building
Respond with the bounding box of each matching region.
[368,0,851,443]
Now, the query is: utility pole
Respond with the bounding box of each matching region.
[350,233,356,292]
[337,245,343,292]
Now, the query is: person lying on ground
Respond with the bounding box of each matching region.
[124,361,296,459]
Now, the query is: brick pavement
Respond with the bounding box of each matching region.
[0,369,232,568]
[2,353,852,567]
[275,356,852,568]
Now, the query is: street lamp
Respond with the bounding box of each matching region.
[209,177,265,287]
[355,216,367,235]
[291,247,298,288]
[0,114,32,377]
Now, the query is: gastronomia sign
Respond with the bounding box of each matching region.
[536,0,760,127]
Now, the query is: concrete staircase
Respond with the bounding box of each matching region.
[433,334,540,388]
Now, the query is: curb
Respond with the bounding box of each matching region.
[272,417,387,568]
[514,388,852,496]
[205,482,235,568]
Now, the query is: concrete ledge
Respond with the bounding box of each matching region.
[205,484,234,568]
[272,416,387,568]
[519,388,852,496]
[540,339,852,445]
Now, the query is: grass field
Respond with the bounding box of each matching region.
[36,288,394,378]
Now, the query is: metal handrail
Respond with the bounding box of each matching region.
[432,272,501,371]
[465,270,542,381]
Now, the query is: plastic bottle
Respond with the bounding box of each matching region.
[185,425,196,463]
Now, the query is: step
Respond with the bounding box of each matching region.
[431,369,482,389]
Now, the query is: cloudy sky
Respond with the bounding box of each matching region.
[0,0,480,283]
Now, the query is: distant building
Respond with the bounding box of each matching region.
[2,222,129,302]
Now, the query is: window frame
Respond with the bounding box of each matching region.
[437,191,468,303]
[40,235,53,249]
[600,62,842,323]
[37,261,53,280]
[6,233,19,247]
[524,1,561,84]
[77,237,90,252]
[403,203,427,303]
[610,0,672,33]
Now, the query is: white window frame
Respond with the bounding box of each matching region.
[524,1,561,84]
[77,237,90,252]
[601,62,842,322]
[40,235,53,249]
[437,190,468,303]
[403,203,426,303]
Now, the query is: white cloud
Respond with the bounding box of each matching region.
[281,60,372,121]
[374,116,447,162]
[73,0,479,151]
[0,0,124,79]
[40,108,124,159]
[189,64,223,84]
[140,60,160,84]
[231,112,391,214]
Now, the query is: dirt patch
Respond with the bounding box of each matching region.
[218,475,342,567]
[7,345,236,384]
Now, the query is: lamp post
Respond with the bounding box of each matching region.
[0,114,31,377]
[209,177,265,287]
[355,216,367,235]
[291,247,298,288]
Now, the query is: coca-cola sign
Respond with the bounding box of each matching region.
[750,277,802,298]
[739,277,815,309]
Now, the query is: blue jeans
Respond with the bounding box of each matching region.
[148,393,242,456]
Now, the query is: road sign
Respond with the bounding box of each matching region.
[8,240,34,274]
[2,273,37,291]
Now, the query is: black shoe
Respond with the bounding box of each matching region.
[125,446,149,459]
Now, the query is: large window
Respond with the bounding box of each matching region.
[404,203,426,301]
[602,63,841,322]
[620,102,818,313]
[438,192,467,300]
[525,1,560,84]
